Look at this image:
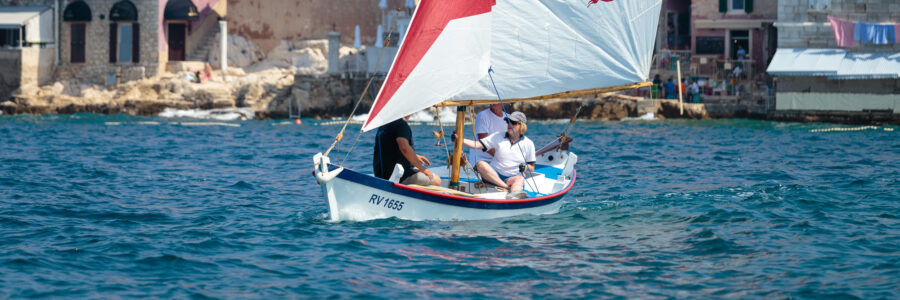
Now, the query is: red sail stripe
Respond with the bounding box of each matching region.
[365,0,495,127]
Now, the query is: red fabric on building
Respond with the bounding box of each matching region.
[828,16,855,48]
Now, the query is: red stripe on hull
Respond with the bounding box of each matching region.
[365,0,495,127]
[392,170,576,204]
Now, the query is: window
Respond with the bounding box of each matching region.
[108,1,139,63]
[117,23,132,63]
[0,28,21,48]
[696,36,725,55]
[731,0,744,11]
[809,0,830,11]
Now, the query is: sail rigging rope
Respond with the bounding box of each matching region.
[432,107,453,167]
[467,106,486,193]
[536,102,584,152]
[435,106,481,193]
[339,84,381,165]
[487,67,541,194]
[325,17,399,162]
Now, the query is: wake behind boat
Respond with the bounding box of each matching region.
[313,0,661,221]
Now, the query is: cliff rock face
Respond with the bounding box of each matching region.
[255,74,374,119]
[510,95,642,121]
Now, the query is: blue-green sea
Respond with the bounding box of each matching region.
[1,113,898,298]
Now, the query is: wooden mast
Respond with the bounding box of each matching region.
[449,106,466,190]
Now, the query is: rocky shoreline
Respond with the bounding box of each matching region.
[2,34,896,125]
[4,82,898,125]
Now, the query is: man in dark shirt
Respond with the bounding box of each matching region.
[373,116,441,186]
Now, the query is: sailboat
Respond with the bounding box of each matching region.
[314,0,660,221]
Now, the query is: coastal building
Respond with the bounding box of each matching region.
[767,0,900,114]
[0,4,54,99]
[226,0,407,53]
[657,0,777,79]
[0,0,226,99]
[55,0,226,85]
[690,0,777,76]
[649,0,776,109]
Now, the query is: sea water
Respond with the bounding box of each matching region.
[1,114,898,298]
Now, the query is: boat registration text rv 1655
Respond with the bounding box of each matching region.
[369,194,405,211]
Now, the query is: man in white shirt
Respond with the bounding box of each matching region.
[457,111,535,199]
[470,103,507,176]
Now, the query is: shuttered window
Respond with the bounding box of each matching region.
[720,0,753,13]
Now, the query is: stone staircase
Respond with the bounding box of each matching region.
[187,30,219,62]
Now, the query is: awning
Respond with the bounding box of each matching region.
[767,48,845,76]
[694,19,775,29]
[767,48,900,79]
[0,6,49,29]
[833,52,900,80]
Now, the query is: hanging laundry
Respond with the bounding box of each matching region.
[828,16,855,48]
[896,24,900,44]
[854,22,875,43]
[871,24,895,45]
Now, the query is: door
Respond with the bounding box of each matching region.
[729,30,749,60]
[70,23,86,63]
[168,23,186,61]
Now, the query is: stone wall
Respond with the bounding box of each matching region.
[227,0,406,52]
[56,0,161,85]
[777,0,900,51]
[692,0,778,20]
[0,49,22,101]
[20,47,55,88]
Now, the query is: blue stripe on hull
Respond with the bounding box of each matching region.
[328,164,572,210]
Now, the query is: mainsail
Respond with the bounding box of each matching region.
[362,0,662,132]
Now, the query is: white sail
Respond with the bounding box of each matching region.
[362,0,661,132]
[452,0,661,100]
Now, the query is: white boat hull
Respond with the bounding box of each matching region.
[314,152,576,222]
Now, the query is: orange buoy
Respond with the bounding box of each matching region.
[295,119,302,125]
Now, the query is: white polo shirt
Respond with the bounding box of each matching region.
[479,132,536,177]
[470,109,508,163]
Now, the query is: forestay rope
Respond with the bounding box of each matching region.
[324,17,400,164]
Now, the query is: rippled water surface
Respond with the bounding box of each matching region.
[1,114,898,298]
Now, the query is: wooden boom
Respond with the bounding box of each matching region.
[434,82,651,107]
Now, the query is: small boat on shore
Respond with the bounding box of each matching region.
[314,0,660,221]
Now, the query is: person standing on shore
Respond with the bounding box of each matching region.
[664,77,676,99]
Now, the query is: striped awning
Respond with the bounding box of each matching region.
[767,48,900,79]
